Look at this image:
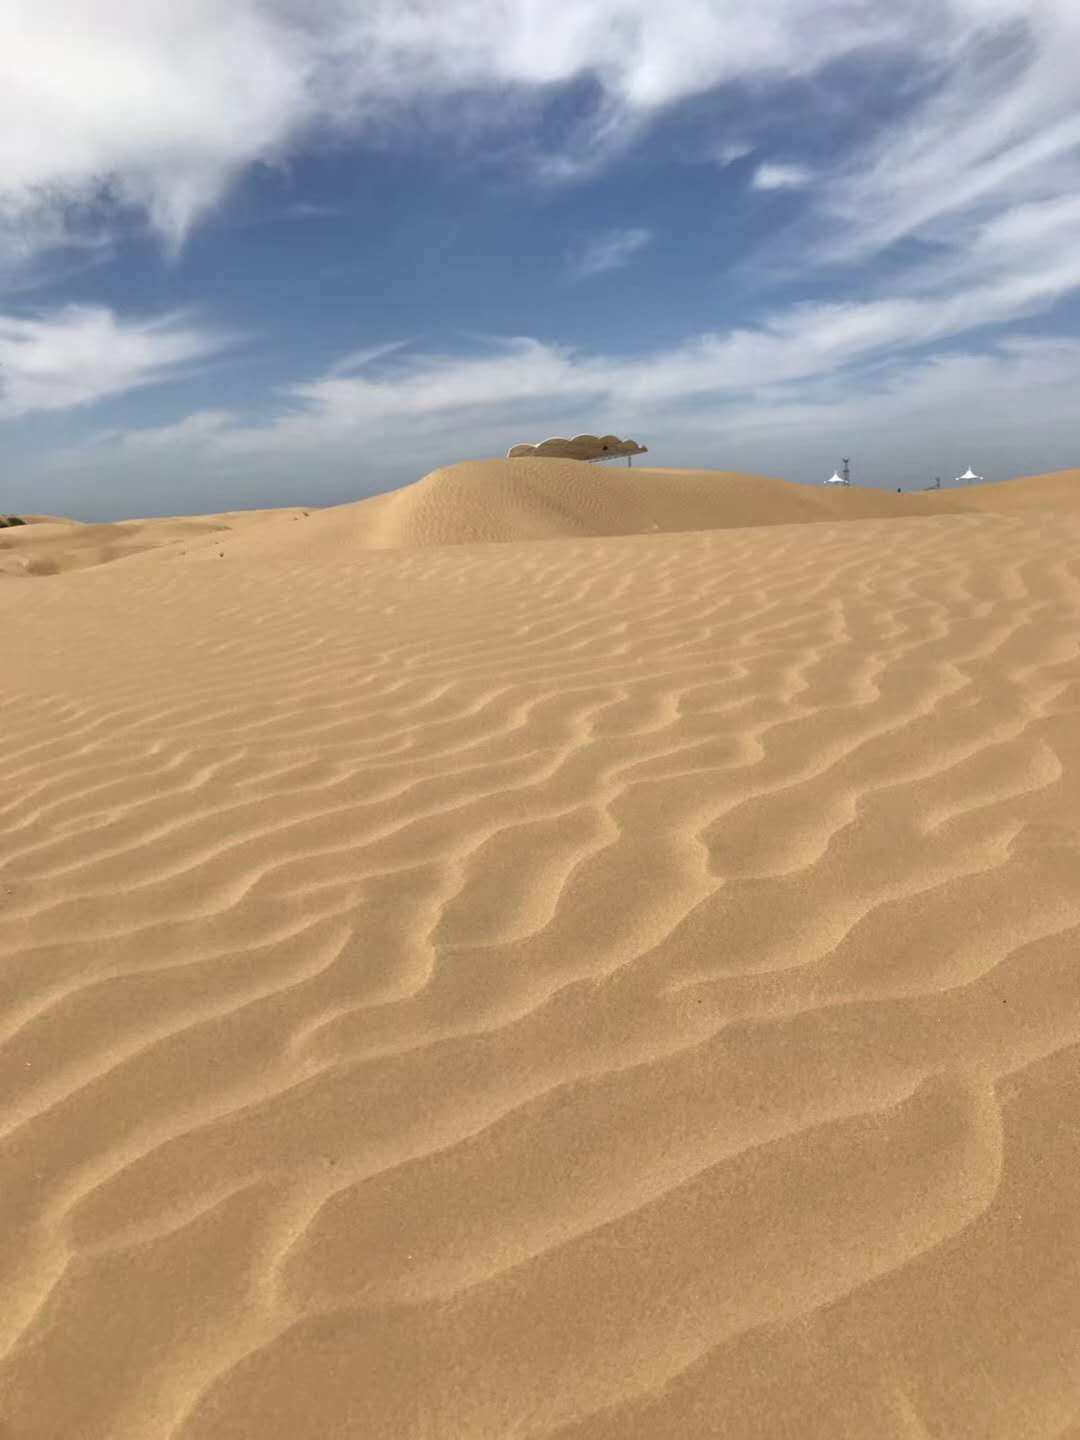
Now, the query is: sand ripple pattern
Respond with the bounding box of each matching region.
[2,512,1080,1438]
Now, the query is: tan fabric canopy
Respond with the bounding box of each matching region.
[506,433,648,462]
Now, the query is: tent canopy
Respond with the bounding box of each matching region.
[507,433,647,462]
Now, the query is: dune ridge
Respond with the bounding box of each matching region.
[1,466,1080,1438]
[6,462,1078,578]
[180,459,1080,557]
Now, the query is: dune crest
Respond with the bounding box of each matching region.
[301,458,975,551]
[5,464,1079,578]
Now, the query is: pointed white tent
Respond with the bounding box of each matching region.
[956,466,983,483]
[824,470,848,485]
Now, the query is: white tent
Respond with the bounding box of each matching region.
[956,466,983,483]
[824,470,848,485]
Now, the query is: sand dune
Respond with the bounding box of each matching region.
[348,457,943,545]
[934,465,1080,513]
[0,507,311,578]
[7,463,1076,579]
[1,463,1080,1438]
[215,458,1080,556]
[224,458,984,557]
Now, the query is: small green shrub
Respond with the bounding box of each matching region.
[4,516,26,526]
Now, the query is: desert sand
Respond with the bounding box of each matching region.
[2,459,1080,1438]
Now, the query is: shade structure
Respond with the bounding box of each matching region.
[956,466,984,482]
[506,433,648,462]
[824,471,848,485]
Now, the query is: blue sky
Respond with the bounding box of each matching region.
[3,1,1080,519]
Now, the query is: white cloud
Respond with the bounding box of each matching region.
[227,188,1077,435]
[13,132,1080,440]
[751,162,815,191]
[714,141,753,167]
[329,1,896,112]
[7,1,1073,264]
[0,305,233,417]
[83,409,238,455]
[42,217,1080,461]
[819,1,1080,260]
[282,202,343,220]
[0,2,311,261]
[325,341,413,377]
[569,226,653,277]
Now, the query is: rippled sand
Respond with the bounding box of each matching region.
[2,463,1079,1438]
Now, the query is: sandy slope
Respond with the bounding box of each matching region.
[930,466,1080,513]
[1,464,1080,1438]
[6,464,1076,578]
[193,458,1063,557]
[0,508,312,578]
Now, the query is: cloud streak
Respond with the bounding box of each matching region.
[751,163,814,191]
[21,162,1080,454]
[0,305,233,418]
[5,1,1076,267]
[820,1,1080,260]
[568,227,653,277]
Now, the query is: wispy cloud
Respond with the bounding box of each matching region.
[48,203,1080,455]
[714,141,753,167]
[14,122,1080,433]
[9,1,1073,265]
[568,226,653,278]
[0,305,233,417]
[325,340,412,377]
[282,202,343,220]
[819,4,1080,262]
[751,162,814,192]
